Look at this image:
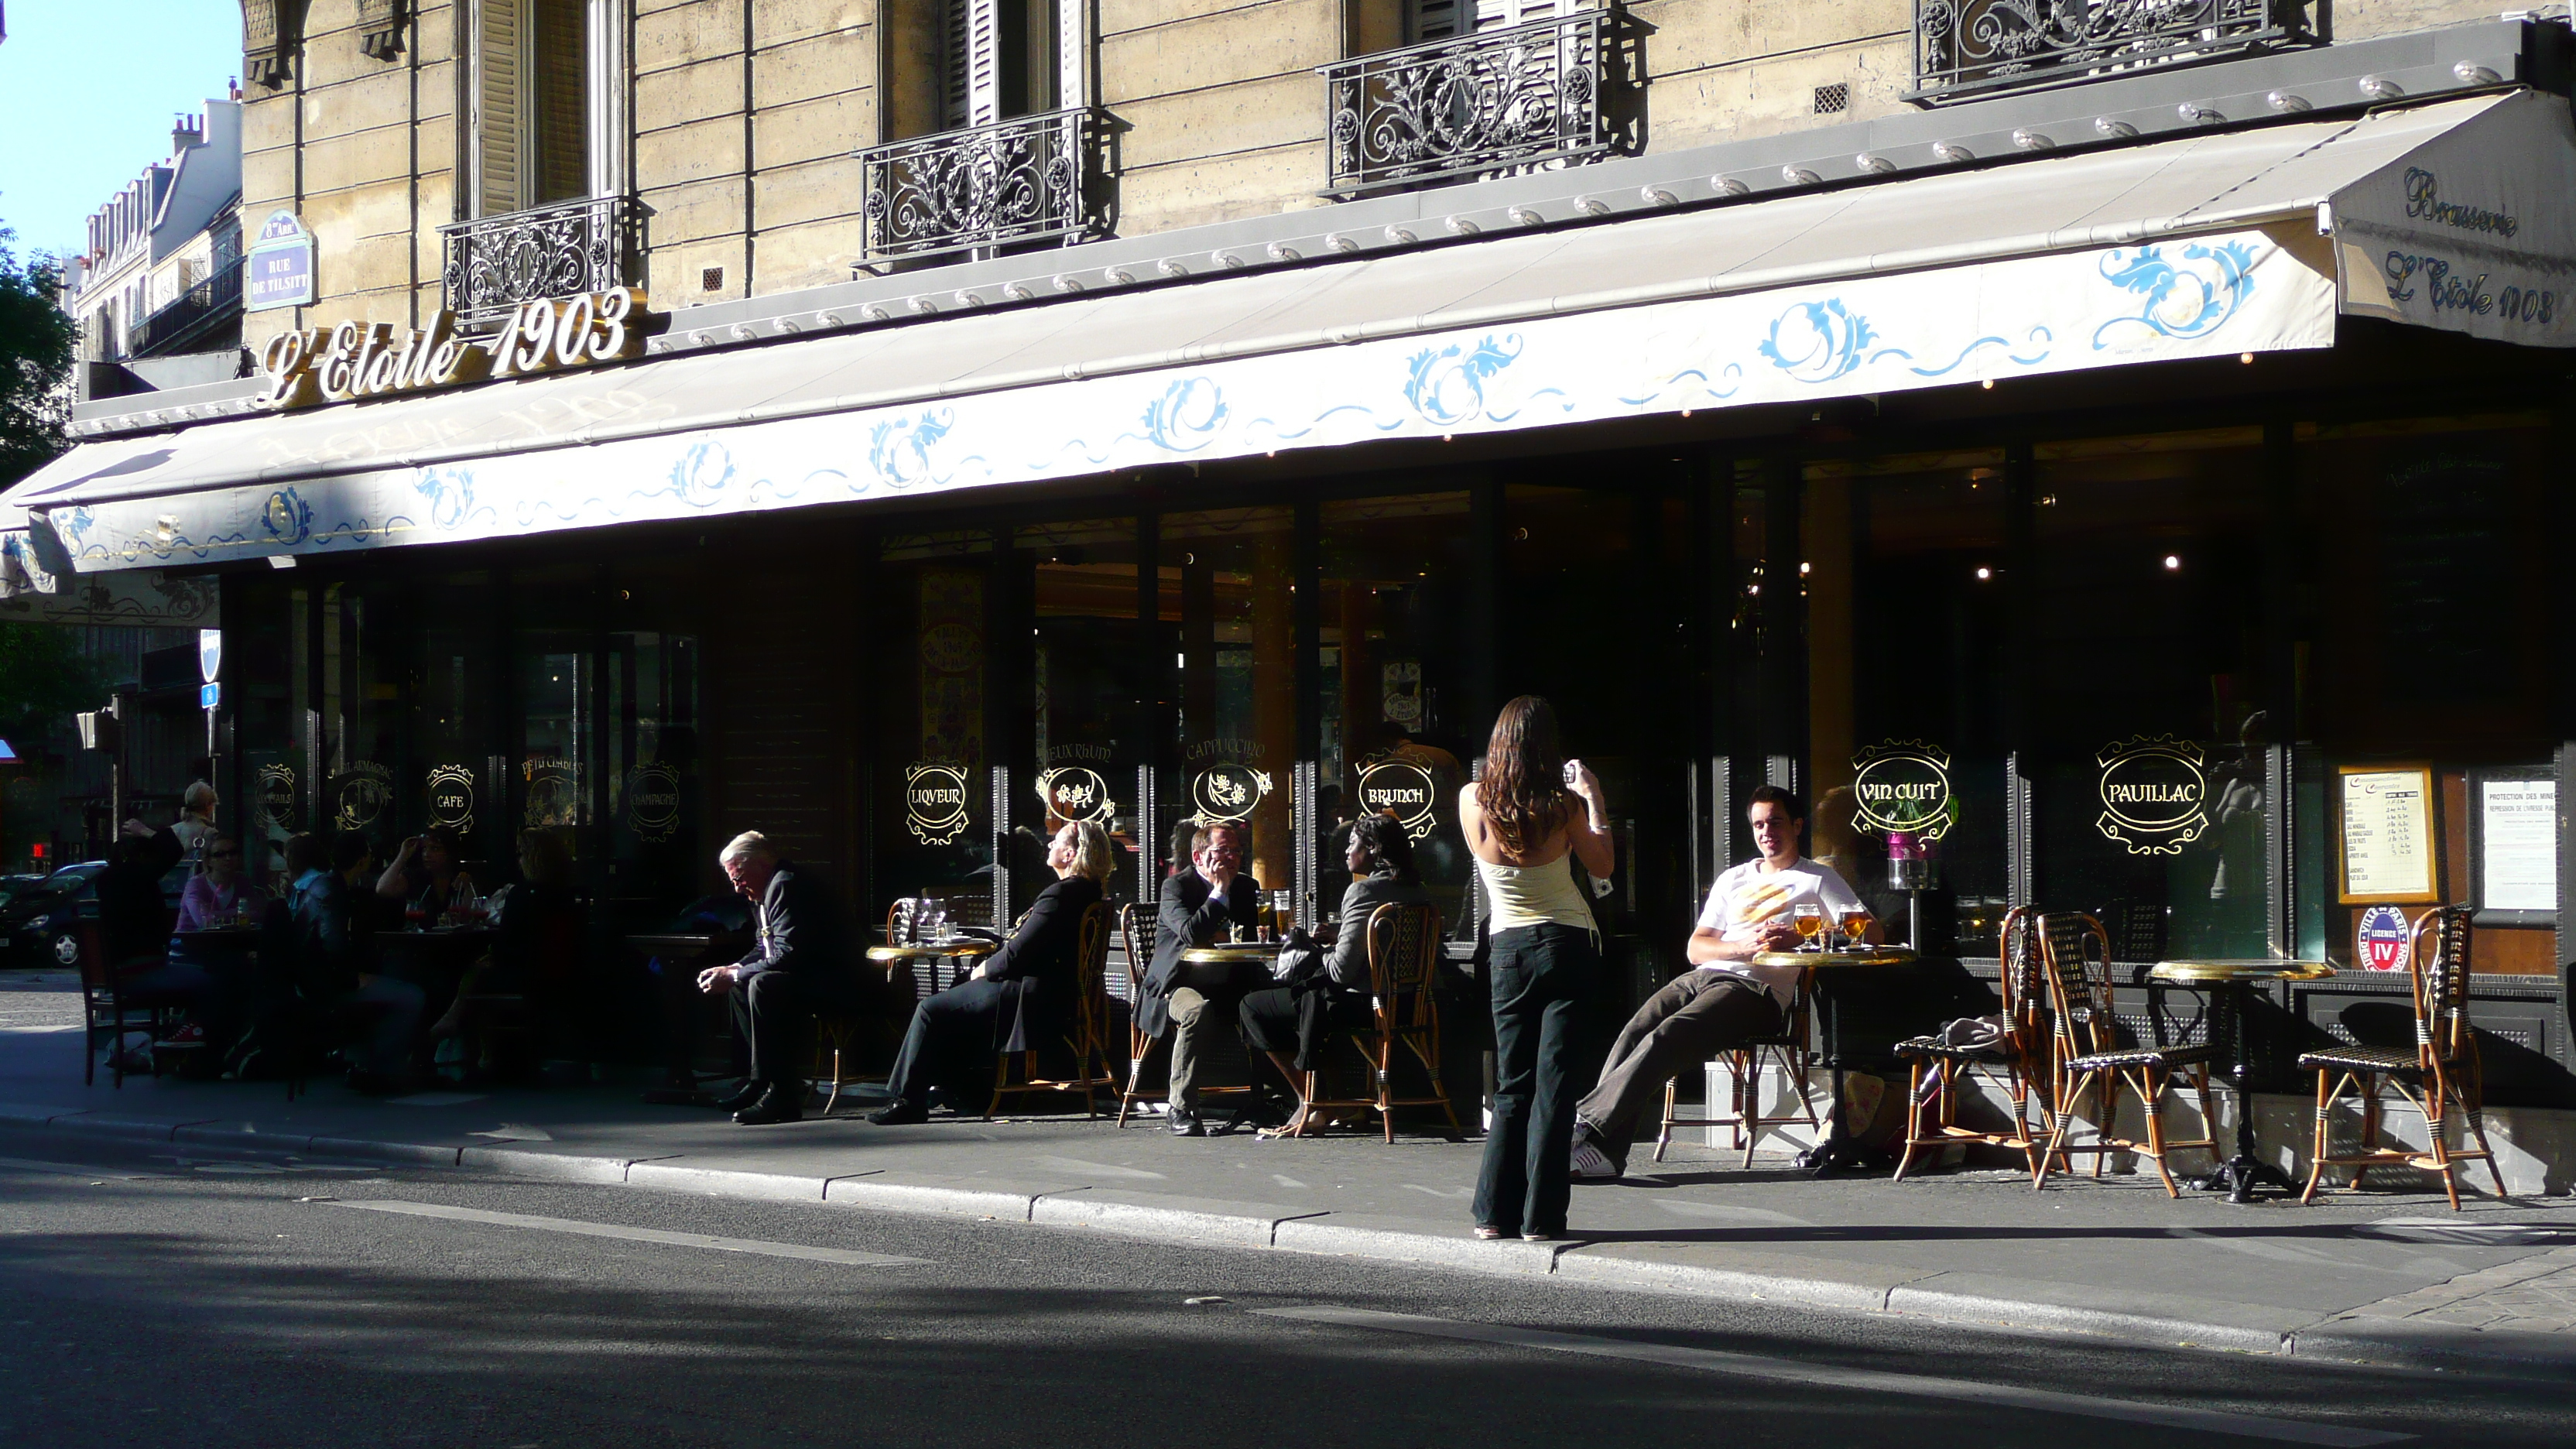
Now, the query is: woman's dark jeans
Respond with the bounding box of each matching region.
[1472,921,1595,1237]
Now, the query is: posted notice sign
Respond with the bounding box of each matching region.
[246,210,313,310]
[2339,765,2439,903]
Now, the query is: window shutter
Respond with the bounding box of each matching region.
[530,0,590,204]
[475,0,524,216]
[942,0,1001,129]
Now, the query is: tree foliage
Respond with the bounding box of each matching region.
[0,620,98,743]
[0,222,74,491]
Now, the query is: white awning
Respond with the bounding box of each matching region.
[12,90,2572,574]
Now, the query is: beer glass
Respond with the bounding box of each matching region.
[1793,904,1825,951]
[1838,906,1870,948]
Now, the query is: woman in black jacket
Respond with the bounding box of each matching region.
[1241,812,1433,1136]
[868,820,1112,1124]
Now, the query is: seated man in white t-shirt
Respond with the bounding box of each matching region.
[1570,785,1879,1179]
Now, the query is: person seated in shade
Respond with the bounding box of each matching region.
[1240,810,1431,1136]
[696,831,862,1125]
[868,820,1112,1125]
[1567,785,1879,1180]
[432,829,579,1077]
[177,834,265,931]
[1137,819,1260,1136]
[293,830,426,1094]
[375,824,478,922]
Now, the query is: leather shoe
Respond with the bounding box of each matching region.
[734,1084,804,1125]
[1166,1109,1204,1138]
[865,1098,929,1126]
[713,1081,764,1113]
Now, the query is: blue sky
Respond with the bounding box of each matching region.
[0,2,247,260]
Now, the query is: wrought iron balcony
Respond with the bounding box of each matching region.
[1908,0,2320,105]
[858,107,1116,266]
[1318,9,1648,200]
[127,259,243,359]
[437,194,643,334]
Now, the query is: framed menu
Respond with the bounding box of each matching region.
[2338,764,2440,905]
[2468,766,2556,927]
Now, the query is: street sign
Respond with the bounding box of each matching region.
[200,682,221,710]
[246,210,313,310]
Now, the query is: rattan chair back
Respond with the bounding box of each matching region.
[1366,900,1440,1026]
[2039,910,2116,1058]
[2412,905,2475,1067]
[886,897,916,945]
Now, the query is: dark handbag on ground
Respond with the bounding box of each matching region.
[1269,927,1324,987]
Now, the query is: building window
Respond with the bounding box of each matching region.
[1410,0,1575,43]
[470,0,601,216]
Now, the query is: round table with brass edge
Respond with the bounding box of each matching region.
[867,938,999,994]
[2149,958,2334,1204]
[1753,947,1922,1177]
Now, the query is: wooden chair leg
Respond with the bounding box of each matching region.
[1893,1060,1933,1183]
[2299,1067,2334,1204]
[2136,1067,2180,1198]
[1653,1077,1677,1164]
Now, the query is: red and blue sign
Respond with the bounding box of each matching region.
[2355,904,2413,973]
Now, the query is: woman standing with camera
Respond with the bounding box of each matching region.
[1461,695,1613,1242]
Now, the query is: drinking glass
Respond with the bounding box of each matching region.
[926,900,948,943]
[1839,907,1870,948]
[405,902,428,933]
[1793,905,1825,951]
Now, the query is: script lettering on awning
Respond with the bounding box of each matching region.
[258,288,655,411]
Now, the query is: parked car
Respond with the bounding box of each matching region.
[0,862,108,969]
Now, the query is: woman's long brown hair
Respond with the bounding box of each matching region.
[1475,695,1572,858]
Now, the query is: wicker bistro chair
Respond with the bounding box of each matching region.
[79,921,187,1089]
[987,900,1118,1118]
[2032,911,2221,1196]
[1891,906,2054,1180]
[1653,970,1820,1166]
[1293,902,1461,1142]
[2298,906,2509,1211]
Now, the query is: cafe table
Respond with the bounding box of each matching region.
[866,937,999,995]
[1752,947,1920,1177]
[2148,957,2334,1204]
[1174,940,1281,992]
[626,930,752,1104]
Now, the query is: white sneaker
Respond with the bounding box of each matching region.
[1569,1136,1622,1181]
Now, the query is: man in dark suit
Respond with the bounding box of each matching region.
[697,831,861,1125]
[1138,820,1259,1136]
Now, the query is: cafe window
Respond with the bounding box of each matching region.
[320,581,402,855]
[603,561,703,910]
[1161,507,1298,906]
[872,531,999,927]
[1019,519,1145,908]
[512,564,598,862]
[232,575,305,881]
[2026,429,2274,962]
[414,569,500,868]
[1810,451,2014,958]
[1320,492,1475,935]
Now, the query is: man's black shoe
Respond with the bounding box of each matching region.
[735,1084,805,1125]
[1167,1109,1204,1138]
[712,1081,764,1113]
[866,1098,929,1126]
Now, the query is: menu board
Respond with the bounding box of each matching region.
[2339,766,2438,903]
[2475,772,2557,919]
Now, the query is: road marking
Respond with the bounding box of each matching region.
[324,1199,929,1267]
[1034,1155,1165,1180]
[470,1122,556,1142]
[1255,1307,2412,1447]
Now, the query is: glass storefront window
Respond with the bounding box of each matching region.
[1020,519,1144,908]
[513,565,598,862]
[1810,451,2012,957]
[415,570,498,868]
[1161,507,1298,905]
[604,559,703,910]
[2030,429,2271,961]
[1320,492,1475,934]
[872,531,998,928]
[320,581,402,854]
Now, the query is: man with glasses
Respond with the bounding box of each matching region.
[1138,820,1260,1136]
[1567,786,1879,1180]
[696,831,862,1125]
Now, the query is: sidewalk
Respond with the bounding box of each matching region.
[8,968,2573,1379]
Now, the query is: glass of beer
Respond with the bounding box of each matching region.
[1838,906,1871,949]
[1793,904,1825,951]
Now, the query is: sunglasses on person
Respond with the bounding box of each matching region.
[209,849,242,859]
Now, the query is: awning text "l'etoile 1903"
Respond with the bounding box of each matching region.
[256,288,655,410]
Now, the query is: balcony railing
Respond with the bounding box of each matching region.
[437,194,643,335]
[858,107,1116,266]
[1908,0,2319,105]
[127,259,244,359]
[1317,9,1647,200]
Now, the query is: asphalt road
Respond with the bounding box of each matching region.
[0,1126,2565,1448]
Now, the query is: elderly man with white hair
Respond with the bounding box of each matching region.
[696,831,862,1125]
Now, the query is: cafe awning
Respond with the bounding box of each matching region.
[12,89,2573,574]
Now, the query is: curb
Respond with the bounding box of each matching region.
[10,1101,2573,1380]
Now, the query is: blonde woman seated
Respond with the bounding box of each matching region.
[868,820,1112,1125]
